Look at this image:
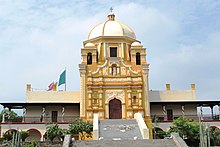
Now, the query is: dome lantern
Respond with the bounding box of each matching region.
[108,7,115,21]
[108,12,115,21]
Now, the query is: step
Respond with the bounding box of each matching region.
[72,139,178,147]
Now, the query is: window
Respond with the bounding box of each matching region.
[110,47,117,57]
[96,51,98,62]
[133,96,137,104]
[87,53,92,65]
[136,52,141,65]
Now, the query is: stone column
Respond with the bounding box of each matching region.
[219,104,220,120]
[163,105,167,121]
[127,89,132,107]
[138,89,142,107]
[61,106,65,122]
[142,64,150,116]
[42,107,45,122]
[105,103,109,119]
[200,105,203,120]
[121,43,124,58]
[88,90,92,108]
[22,107,26,123]
[98,89,103,108]
[181,105,185,117]
[210,105,214,120]
[2,107,5,123]
[79,64,86,118]
[142,64,152,139]
[122,103,126,119]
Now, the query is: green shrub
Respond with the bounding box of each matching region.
[45,124,63,142]
[68,118,93,140]
[20,131,29,141]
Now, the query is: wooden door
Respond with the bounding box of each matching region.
[52,111,58,122]
[109,98,122,119]
[167,109,173,121]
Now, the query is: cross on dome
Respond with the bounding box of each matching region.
[110,7,113,13]
[108,7,115,21]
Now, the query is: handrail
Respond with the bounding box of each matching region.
[134,113,149,139]
[93,113,99,140]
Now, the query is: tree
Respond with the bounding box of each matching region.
[20,131,29,142]
[68,118,93,140]
[0,109,22,122]
[45,124,63,142]
[169,117,199,141]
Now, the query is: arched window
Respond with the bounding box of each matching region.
[136,52,141,65]
[87,53,92,65]
[133,96,137,103]
[96,51,98,62]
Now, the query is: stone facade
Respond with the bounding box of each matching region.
[78,13,152,134]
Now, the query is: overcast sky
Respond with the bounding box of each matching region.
[0,0,220,105]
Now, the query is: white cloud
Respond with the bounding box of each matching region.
[0,0,219,103]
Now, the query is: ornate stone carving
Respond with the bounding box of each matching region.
[105,90,125,103]
[91,77,142,82]
[103,67,108,75]
[121,67,126,75]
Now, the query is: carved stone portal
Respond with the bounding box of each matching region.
[105,90,125,119]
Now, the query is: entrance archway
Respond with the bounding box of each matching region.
[26,129,41,141]
[109,98,122,119]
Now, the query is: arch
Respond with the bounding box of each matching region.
[105,90,125,119]
[4,129,18,141]
[136,52,141,65]
[26,128,42,141]
[153,127,165,139]
[154,127,164,132]
[5,129,18,134]
[87,52,92,65]
[106,95,124,104]
[109,98,122,119]
[209,125,220,130]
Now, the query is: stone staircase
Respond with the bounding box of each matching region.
[72,139,178,147]
[66,119,185,147]
[99,119,142,140]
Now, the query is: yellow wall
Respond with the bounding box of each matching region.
[149,90,196,102]
[26,91,80,103]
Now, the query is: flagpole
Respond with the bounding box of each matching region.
[65,67,66,91]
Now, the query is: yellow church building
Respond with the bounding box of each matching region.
[1,12,220,141]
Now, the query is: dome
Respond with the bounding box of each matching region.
[131,41,142,47]
[88,13,136,40]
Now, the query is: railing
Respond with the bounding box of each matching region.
[2,115,80,124]
[151,114,220,122]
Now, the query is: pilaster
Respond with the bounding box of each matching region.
[142,64,150,116]
[79,64,86,118]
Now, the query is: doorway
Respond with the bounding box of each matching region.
[51,111,58,122]
[167,109,173,121]
[109,98,122,119]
